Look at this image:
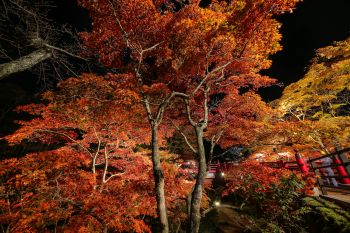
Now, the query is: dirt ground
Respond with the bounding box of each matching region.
[200,205,254,233]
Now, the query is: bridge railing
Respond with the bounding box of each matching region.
[208,148,350,194]
[307,148,350,195]
[206,161,239,179]
[258,148,350,195]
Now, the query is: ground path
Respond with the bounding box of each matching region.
[200,203,256,233]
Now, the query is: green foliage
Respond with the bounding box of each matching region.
[259,222,285,233]
[224,166,309,232]
[258,174,307,233]
[270,174,304,206]
[232,177,350,233]
[302,197,350,233]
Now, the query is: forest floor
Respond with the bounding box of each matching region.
[200,204,255,233]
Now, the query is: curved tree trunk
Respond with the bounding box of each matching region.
[151,125,169,233]
[188,126,207,233]
[0,49,52,80]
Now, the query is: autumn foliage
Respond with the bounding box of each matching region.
[1,148,154,232]
[0,0,304,232]
[246,37,350,156]
[74,1,301,232]
[0,74,192,232]
[223,161,294,194]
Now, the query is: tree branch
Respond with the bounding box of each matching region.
[155,91,189,125]
[92,128,101,177]
[210,130,223,159]
[192,60,232,96]
[184,99,196,127]
[36,129,92,157]
[44,43,88,61]
[202,87,209,128]
[238,4,276,58]
[170,120,197,154]
[107,0,130,47]
[0,49,52,80]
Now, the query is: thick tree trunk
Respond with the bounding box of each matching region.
[151,126,169,233]
[188,126,207,233]
[0,49,52,80]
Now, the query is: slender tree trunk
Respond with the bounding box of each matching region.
[188,126,207,233]
[0,49,52,80]
[151,125,169,233]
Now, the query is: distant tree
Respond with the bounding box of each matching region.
[275,37,350,120]
[261,37,350,152]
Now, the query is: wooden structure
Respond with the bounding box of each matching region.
[208,148,350,206]
[259,148,350,207]
[308,147,350,195]
[206,161,238,179]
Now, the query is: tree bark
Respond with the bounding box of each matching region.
[151,125,169,233]
[188,126,207,233]
[0,49,52,80]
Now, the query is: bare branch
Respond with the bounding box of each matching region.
[170,120,197,154]
[155,91,189,125]
[107,0,130,47]
[102,146,109,183]
[210,130,223,158]
[192,60,232,96]
[104,172,125,183]
[202,87,209,128]
[184,98,196,127]
[102,144,125,183]
[59,58,78,77]
[0,49,52,80]
[36,129,92,157]
[44,43,88,61]
[92,128,102,176]
[9,0,37,17]
[142,42,163,54]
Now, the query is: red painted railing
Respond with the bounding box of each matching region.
[258,148,350,195]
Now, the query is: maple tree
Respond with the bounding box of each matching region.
[0,74,193,232]
[206,90,275,153]
[0,0,302,232]
[259,37,350,153]
[77,0,300,232]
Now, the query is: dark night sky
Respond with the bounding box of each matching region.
[260,0,350,101]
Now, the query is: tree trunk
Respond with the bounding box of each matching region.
[188,126,207,233]
[0,49,52,80]
[151,125,169,233]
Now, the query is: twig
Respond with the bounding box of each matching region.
[44,43,88,61]
[170,120,197,154]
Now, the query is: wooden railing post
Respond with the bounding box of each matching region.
[335,147,350,184]
[295,152,309,174]
[310,160,327,195]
